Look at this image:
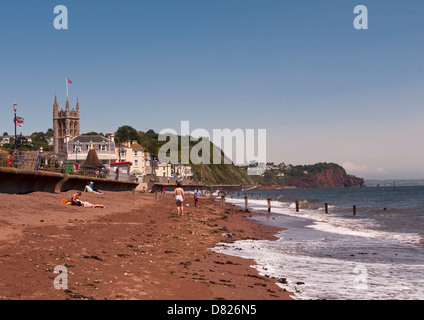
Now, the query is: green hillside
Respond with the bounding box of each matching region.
[115,126,254,185]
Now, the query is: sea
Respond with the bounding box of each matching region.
[212,186,424,300]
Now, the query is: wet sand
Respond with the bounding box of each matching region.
[0,190,292,300]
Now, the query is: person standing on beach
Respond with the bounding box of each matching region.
[173,182,185,216]
[193,188,200,208]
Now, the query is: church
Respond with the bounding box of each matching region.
[52,95,80,154]
[52,95,117,165]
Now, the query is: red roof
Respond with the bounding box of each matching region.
[109,161,132,166]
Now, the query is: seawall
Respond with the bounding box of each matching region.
[0,168,138,194]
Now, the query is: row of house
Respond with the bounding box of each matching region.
[63,134,193,181]
[0,134,42,147]
[1,132,193,182]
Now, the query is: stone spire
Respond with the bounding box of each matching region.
[53,95,59,112]
[53,95,59,154]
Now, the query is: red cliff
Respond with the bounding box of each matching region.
[279,168,365,189]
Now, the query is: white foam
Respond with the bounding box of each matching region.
[309,218,422,244]
[213,238,424,300]
[225,198,422,245]
[216,197,424,300]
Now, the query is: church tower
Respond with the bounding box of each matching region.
[53,96,80,154]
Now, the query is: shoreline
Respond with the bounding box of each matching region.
[0,190,293,300]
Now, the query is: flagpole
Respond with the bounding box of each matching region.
[66,78,68,102]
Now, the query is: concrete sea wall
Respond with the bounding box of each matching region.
[0,168,138,194]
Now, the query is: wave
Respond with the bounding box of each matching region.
[226,198,422,245]
[217,196,424,300]
[214,239,424,300]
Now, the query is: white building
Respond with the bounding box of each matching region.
[65,135,117,165]
[115,141,147,180]
[155,163,172,178]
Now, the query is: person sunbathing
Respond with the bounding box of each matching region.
[71,192,83,206]
[70,192,104,208]
[80,201,105,208]
[84,182,104,195]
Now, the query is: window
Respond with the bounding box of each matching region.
[101,144,107,152]
[134,150,138,156]
[134,160,138,167]
[120,150,126,157]
[74,144,82,153]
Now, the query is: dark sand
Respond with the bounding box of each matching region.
[0,190,292,300]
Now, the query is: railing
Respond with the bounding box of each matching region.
[143,175,200,185]
[0,151,49,171]
[105,170,134,182]
[0,151,136,181]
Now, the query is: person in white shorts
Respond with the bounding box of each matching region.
[173,182,185,216]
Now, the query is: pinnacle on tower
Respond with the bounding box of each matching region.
[53,95,59,112]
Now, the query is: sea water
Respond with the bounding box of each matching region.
[213,186,424,300]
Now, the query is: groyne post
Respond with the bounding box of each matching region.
[267,198,271,213]
[221,195,226,209]
[296,201,299,213]
[353,205,356,216]
[325,203,328,214]
[245,196,249,212]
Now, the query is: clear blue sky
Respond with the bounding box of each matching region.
[0,1,423,179]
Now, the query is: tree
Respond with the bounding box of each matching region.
[82,131,104,136]
[31,131,49,151]
[115,125,139,144]
[138,129,163,156]
[45,128,54,139]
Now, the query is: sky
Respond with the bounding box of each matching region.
[0,0,423,179]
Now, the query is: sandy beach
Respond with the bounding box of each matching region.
[0,190,292,300]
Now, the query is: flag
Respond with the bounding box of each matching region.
[67,78,72,84]
[14,116,24,127]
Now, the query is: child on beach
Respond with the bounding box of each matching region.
[173,182,185,216]
[193,188,200,207]
[70,192,83,206]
